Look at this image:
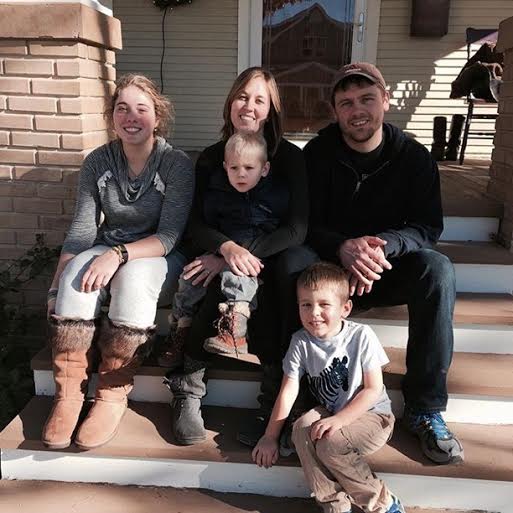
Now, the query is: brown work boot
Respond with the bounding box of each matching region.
[203,301,249,356]
[74,318,155,450]
[42,316,97,449]
[157,317,192,369]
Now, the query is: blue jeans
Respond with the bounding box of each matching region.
[353,249,456,413]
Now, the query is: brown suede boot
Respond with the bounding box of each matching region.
[41,316,97,449]
[74,318,155,450]
[203,301,249,356]
[157,316,192,369]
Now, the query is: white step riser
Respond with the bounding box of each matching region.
[441,217,499,242]
[2,449,512,511]
[454,264,513,294]
[357,319,513,354]
[33,370,513,424]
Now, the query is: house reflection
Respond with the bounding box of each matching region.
[263,1,354,134]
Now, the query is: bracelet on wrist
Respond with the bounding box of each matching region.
[111,246,123,264]
[112,244,128,265]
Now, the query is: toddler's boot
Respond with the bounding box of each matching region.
[203,301,249,355]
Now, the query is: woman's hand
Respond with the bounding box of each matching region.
[182,253,226,287]
[219,241,263,277]
[252,435,279,468]
[47,298,56,319]
[81,249,121,293]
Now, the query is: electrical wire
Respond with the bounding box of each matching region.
[160,6,170,93]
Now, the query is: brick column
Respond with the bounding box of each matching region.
[0,3,121,308]
[488,16,513,251]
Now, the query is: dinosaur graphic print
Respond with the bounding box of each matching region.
[307,356,349,410]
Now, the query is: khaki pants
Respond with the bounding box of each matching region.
[291,407,395,513]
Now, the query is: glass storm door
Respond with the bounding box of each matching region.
[262,0,367,135]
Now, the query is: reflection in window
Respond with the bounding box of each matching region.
[263,0,355,135]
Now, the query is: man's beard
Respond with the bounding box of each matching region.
[345,123,377,144]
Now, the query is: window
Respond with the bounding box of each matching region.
[262,0,355,135]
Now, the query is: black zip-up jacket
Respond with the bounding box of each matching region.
[202,161,289,246]
[304,122,443,261]
[185,138,308,259]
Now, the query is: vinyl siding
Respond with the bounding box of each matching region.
[377,0,513,157]
[113,0,238,151]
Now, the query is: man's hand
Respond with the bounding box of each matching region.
[338,236,392,290]
[252,434,279,468]
[348,245,389,296]
[81,249,120,293]
[310,415,346,440]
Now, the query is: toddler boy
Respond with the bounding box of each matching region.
[159,132,284,367]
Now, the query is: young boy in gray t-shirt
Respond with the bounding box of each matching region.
[252,262,405,513]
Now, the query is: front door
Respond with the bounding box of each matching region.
[261,0,369,136]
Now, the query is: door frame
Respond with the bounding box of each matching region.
[237,0,381,73]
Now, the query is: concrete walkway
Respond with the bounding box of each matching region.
[0,480,489,513]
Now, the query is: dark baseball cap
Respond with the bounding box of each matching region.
[332,62,387,91]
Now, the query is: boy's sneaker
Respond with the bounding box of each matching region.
[279,423,295,457]
[386,495,405,513]
[237,413,268,447]
[403,409,464,465]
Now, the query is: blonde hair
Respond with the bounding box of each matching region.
[222,67,283,156]
[297,262,350,302]
[105,74,174,138]
[224,132,268,163]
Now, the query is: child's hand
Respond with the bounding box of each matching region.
[310,415,344,440]
[219,241,263,277]
[252,435,279,468]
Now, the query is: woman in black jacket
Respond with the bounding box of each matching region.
[163,67,317,446]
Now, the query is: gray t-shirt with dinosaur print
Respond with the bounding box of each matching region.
[283,320,392,415]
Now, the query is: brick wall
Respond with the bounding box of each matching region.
[489,16,513,250]
[0,3,121,310]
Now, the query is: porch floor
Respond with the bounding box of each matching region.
[439,159,501,217]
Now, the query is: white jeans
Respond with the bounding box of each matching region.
[55,245,185,328]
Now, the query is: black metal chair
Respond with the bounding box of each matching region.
[459,27,499,165]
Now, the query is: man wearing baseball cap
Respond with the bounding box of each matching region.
[304,62,464,465]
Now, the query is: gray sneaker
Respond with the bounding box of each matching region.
[403,410,464,464]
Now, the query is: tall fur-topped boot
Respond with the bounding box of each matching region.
[74,318,155,450]
[41,315,97,449]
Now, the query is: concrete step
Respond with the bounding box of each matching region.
[152,292,513,348]
[354,292,513,354]
[1,397,511,511]
[31,344,513,424]
[436,242,513,294]
[441,216,499,242]
[0,481,490,513]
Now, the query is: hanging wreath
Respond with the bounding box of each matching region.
[153,0,192,9]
